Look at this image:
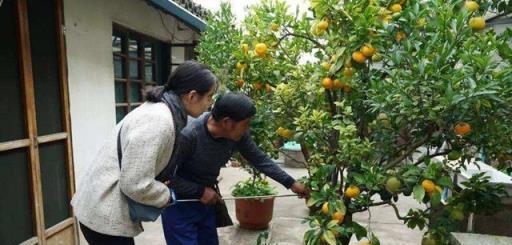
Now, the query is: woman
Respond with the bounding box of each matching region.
[71,60,218,245]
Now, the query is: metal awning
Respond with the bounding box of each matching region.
[146,0,207,32]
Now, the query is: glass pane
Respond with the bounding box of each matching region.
[112,35,122,55]
[130,82,142,102]
[171,46,185,64]
[28,0,64,136]
[114,56,124,78]
[145,62,154,81]
[154,44,163,84]
[171,65,178,74]
[39,141,70,228]
[129,59,139,79]
[115,82,127,103]
[128,38,138,58]
[116,107,127,123]
[0,2,26,142]
[144,42,153,60]
[0,148,34,245]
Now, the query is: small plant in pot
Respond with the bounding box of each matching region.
[231,165,277,230]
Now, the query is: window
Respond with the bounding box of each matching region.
[170,43,197,74]
[112,26,169,122]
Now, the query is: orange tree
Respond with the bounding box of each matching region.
[197,0,512,244]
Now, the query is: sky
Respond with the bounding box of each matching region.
[192,0,310,21]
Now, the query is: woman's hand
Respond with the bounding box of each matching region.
[290,182,309,199]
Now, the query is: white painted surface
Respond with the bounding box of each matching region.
[63,0,200,186]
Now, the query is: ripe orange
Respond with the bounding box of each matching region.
[396,32,406,42]
[333,79,344,89]
[281,129,293,139]
[352,51,367,64]
[390,4,402,13]
[253,82,263,90]
[454,122,471,136]
[255,43,268,57]
[321,77,334,90]
[235,79,245,87]
[345,186,361,198]
[464,1,479,12]
[317,20,329,30]
[332,211,345,224]
[469,17,485,31]
[360,45,376,57]
[265,83,272,93]
[421,180,435,193]
[343,67,354,77]
[321,62,331,70]
[271,23,279,31]
[322,202,329,215]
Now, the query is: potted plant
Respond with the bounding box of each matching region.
[231,165,277,230]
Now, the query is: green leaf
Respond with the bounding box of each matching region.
[436,176,453,188]
[351,222,368,240]
[306,196,319,207]
[323,230,336,245]
[413,184,425,202]
[431,191,441,207]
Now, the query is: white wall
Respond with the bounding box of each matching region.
[64,0,200,185]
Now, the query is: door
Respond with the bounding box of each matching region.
[0,0,77,244]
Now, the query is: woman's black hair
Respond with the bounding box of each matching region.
[146,60,218,102]
[211,92,256,122]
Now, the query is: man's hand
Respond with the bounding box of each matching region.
[290,181,309,199]
[200,187,221,205]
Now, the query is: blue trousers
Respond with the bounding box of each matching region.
[161,202,218,245]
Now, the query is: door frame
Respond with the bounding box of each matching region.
[0,0,76,244]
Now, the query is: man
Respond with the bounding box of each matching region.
[162,92,307,245]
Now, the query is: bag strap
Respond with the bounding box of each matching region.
[117,125,123,169]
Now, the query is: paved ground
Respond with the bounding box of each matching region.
[79,165,425,244]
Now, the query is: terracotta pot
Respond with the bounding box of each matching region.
[235,197,274,230]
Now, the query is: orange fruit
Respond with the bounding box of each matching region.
[321,62,331,70]
[276,127,285,136]
[265,83,272,93]
[271,23,279,31]
[390,4,402,13]
[464,1,479,12]
[345,186,361,198]
[333,79,344,89]
[241,43,249,53]
[343,67,354,77]
[317,20,329,30]
[255,43,268,57]
[321,77,334,90]
[253,82,263,90]
[235,79,245,87]
[360,45,376,57]
[281,129,293,139]
[396,32,406,42]
[454,122,471,136]
[332,211,345,224]
[352,51,367,64]
[469,17,485,31]
[236,62,246,70]
[322,202,329,215]
[421,180,435,193]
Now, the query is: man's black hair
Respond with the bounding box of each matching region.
[211,92,256,122]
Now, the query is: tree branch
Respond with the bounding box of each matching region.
[385,134,431,169]
[275,32,324,49]
[414,150,451,166]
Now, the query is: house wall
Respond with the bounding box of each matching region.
[63,0,200,186]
